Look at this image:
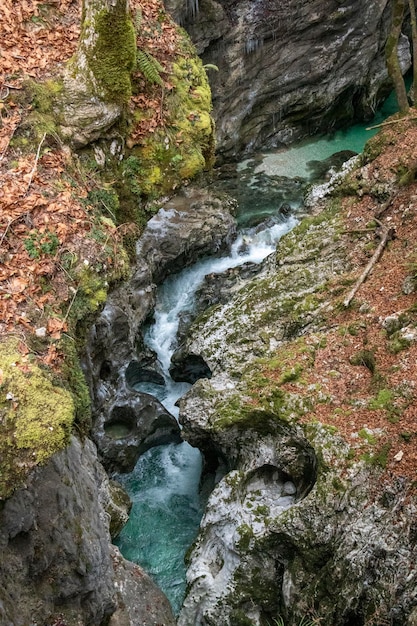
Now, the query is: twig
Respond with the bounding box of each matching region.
[63,285,79,322]
[0,219,13,249]
[366,116,417,131]
[25,132,46,194]
[343,226,395,307]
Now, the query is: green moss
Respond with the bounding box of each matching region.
[361,131,390,164]
[368,388,394,411]
[89,2,136,104]
[236,523,255,552]
[358,428,377,445]
[59,336,91,434]
[127,36,214,197]
[362,442,391,469]
[387,332,411,354]
[349,349,376,374]
[0,338,74,499]
[23,78,63,141]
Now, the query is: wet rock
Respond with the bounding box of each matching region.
[94,390,181,474]
[169,352,212,384]
[110,547,176,626]
[83,187,238,470]
[104,480,132,539]
[0,438,115,625]
[136,187,238,284]
[306,149,358,180]
[0,436,176,625]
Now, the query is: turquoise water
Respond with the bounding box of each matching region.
[115,443,203,615]
[240,90,400,180]
[114,91,401,615]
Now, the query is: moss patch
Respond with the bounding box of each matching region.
[88,2,136,104]
[0,338,74,499]
[127,33,214,197]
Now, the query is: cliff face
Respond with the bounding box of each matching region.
[0,436,176,626]
[166,0,410,160]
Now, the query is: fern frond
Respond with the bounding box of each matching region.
[134,8,142,31]
[136,50,164,86]
[203,63,219,72]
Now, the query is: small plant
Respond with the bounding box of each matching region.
[24,230,59,259]
[349,349,376,374]
[272,617,320,626]
[136,49,164,86]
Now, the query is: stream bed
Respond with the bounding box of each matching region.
[114,91,400,614]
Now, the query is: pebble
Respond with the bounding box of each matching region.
[282,481,297,496]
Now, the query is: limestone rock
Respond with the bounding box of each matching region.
[110,547,176,626]
[0,437,115,626]
[135,186,238,283]
[93,389,182,473]
[0,436,176,625]
[173,161,417,624]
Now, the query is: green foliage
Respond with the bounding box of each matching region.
[86,187,120,220]
[29,78,63,114]
[358,428,377,445]
[59,336,91,434]
[202,63,219,72]
[368,388,393,411]
[349,349,376,374]
[362,442,391,469]
[272,617,319,626]
[24,78,63,141]
[136,50,164,86]
[24,229,59,259]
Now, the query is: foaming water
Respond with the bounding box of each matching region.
[114,216,296,613]
[114,90,400,613]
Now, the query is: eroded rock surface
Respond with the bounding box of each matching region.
[175,159,417,625]
[84,187,237,471]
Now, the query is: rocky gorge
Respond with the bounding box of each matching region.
[1,0,417,625]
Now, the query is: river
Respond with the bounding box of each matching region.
[114,89,400,615]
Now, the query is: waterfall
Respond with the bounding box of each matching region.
[114,216,297,613]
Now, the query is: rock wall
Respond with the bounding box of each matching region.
[166,0,411,160]
[0,436,176,626]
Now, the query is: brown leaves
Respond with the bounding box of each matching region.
[1,0,80,80]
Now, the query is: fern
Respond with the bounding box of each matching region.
[203,63,219,72]
[134,8,142,31]
[136,50,164,86]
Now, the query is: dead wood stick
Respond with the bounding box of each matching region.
[25,132,46,194]
[343,226,395,307]
[366,116,417,131]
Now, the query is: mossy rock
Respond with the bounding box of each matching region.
[0,338,75,499]
[127,32,214,197]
